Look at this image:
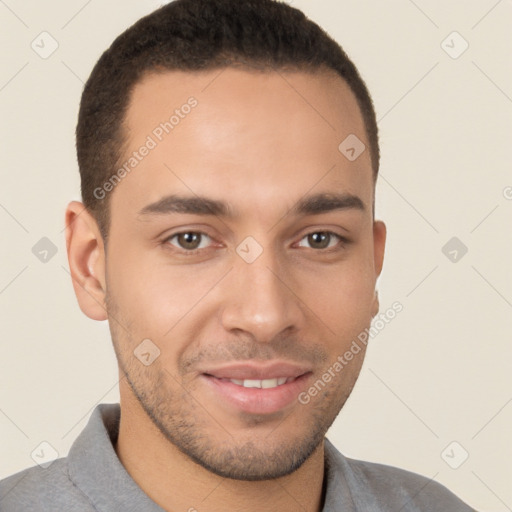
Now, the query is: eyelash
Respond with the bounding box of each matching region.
[163,230,349,255]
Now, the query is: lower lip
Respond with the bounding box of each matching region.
[202,374,312,415]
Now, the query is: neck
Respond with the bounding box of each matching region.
[114,381,325,512]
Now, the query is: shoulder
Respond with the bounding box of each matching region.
[347,457,475,511]
[0,459,93,512]
[324,439,476,511]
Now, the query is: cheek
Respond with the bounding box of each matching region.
[105,246,222,358]
[107,242,177,311]
[105,245,176,341]
[297,258,376,333]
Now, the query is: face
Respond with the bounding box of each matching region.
[100,68,385,480]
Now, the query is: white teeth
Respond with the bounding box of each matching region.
[243,379,262,388]
[261,378,278,389]
[228,378,290,389]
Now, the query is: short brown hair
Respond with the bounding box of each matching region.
[76,0,379,239]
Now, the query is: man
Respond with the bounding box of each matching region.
[0,0,475,510]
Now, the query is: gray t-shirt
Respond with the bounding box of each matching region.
[0,403,475,511]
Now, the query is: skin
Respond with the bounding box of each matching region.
[66,67,386,512]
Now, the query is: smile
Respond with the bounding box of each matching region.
[222,377,295,388]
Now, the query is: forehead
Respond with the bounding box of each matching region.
[111,68,372,224]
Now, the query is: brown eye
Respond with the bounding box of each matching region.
[167,232,211,251]
[298,231,341,250]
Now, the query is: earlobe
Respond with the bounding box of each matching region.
[371,290,379,318]
[65,201,108,321]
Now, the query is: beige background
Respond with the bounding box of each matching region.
[1,0,511,510]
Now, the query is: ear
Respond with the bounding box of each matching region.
[371,220,386,317]
[65,201,108,321]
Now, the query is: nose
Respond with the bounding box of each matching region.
[220,247,304,343]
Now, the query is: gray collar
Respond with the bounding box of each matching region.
[68,403,165,511]
[68,403,350,511]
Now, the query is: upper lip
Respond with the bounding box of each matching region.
[200,361,312,380]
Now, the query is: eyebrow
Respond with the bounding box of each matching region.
[137,192,365,218]
[292,192,365,215]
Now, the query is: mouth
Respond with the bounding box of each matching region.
[214,376,296,389]
[199,362,313,415]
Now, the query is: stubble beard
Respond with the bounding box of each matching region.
[106,293,363,481]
